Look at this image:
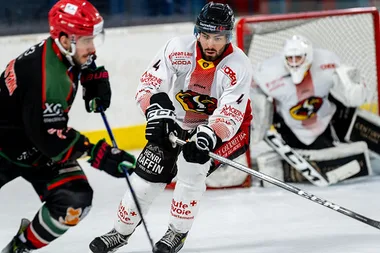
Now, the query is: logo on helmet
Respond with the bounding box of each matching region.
[64,3,78,15]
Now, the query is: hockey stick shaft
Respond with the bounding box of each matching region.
[170,134,380,231]
[264,132,360,186]
[99,108,156,251]
[264,132,330,186]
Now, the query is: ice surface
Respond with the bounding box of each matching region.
[1,153,380,253]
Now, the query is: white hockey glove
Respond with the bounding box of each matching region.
[183,125,219,164]
[331,65,369,107]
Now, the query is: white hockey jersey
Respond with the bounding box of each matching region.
[136,35,252,142]
[252,48,341,145]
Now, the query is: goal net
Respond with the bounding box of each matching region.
[236,7,380,114]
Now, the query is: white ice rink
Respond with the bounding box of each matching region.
[1,156,380,253]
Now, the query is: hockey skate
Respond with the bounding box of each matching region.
[1,218,32,253]
[154,225,188,253]
[89,228,131,253]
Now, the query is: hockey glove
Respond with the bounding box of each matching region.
[145,93,178,147]
[182,125,219,164]
[88,140,136,178]
[81,66,111,112]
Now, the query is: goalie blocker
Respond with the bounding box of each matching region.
[257,141,371,186]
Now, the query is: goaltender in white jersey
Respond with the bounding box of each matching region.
[251,35,373,184]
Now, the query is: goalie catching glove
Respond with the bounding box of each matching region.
[88,140,136,178]
[183,125,220,164]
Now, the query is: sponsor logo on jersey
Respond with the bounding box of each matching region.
[221,65,237,85]
[266,77,285,91]
[43,103,63,117]
[215,130,247,157]
[176,90,217,115]
[4,59,17,96]
[171,59,191,65]
[197,59,215,70]
[289,96,323,120]
[169,51,193,60]
[140,71,162,87]
[42,102,67,125]
[220,104,244,122]
[320,63,337,70]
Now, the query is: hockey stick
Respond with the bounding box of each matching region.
[264,131,359,186]
[169,133,380,231]
[99,108,156,251]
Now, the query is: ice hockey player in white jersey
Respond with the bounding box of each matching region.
[89,2,252,253]
[251,35,373,184]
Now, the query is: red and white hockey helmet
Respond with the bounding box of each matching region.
[48,0,104,64]
[283,35,313,84]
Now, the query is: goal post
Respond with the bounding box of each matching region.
[236,7,380,114]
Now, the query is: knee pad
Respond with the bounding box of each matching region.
[45,180,93,226]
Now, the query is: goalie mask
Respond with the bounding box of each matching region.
[48,0,104,66]
[283,35,313,84]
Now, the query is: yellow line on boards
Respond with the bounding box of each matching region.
[83,124,147,151]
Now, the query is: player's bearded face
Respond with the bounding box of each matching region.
[73,35,98,65]
[198,32,228,61]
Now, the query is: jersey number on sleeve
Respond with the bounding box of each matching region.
[153,60,161,71]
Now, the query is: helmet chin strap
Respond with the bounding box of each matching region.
[53,37,77,66]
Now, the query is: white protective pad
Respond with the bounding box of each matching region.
[257,141,371,187]
[169,152,210,233]
[115,174,166,235]
[250,84,274,144]
[330,65,369,107]
[206,153,249,188]
[297,141,372,176]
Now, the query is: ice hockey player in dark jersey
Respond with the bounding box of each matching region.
[0,1,135,252]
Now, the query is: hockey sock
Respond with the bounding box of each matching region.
[21,204,70,249]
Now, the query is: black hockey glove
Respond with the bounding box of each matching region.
[145,93,178,147]
[182,125,220,164]
[81,66,111,113]
[88,140,136,178]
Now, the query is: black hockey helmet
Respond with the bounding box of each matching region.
[194,2,235,41]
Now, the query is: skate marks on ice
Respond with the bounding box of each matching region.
[2,160,380,253]
[118,232,379,253]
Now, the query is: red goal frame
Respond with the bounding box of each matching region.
[236,7,380,113]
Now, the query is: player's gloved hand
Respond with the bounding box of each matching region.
[81,66,111,113]
[182,125,219,164]
[88,140,136,178]
[145,92,178,147]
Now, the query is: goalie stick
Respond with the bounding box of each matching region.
[99,108,156,252]
[264,131,360,186]
[169,133,380,231]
